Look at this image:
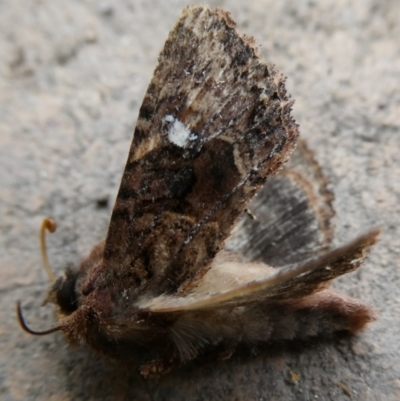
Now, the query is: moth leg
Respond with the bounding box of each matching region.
[139,356,177,378]
[217,345,237,361]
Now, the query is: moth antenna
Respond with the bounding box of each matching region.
[16,301,62,336]
[40,218,57,282]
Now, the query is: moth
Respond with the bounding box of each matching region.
[18,6,379,378]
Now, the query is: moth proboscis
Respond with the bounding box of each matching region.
[18,6,379,378]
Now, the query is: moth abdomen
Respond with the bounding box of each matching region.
[265,292,376,341]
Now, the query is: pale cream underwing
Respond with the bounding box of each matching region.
[17,6,379,378]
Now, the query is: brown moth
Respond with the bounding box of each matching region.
[18,6,379,378]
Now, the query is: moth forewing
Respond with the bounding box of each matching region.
[100,5,299,297]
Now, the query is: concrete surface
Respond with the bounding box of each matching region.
[0,0,399,400]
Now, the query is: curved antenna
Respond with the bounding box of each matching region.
[16,301,62,336]
[40,218,57,281]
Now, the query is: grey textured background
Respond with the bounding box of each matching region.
[1,1,399,400]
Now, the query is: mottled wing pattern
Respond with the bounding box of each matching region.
[226,140,335,266]
[102,6,298,295]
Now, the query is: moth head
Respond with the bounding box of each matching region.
[44,268,79,314]
[17,218,74,336]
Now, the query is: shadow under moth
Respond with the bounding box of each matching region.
[18,6,379,377]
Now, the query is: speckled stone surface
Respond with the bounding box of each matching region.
[1,1,399,400]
